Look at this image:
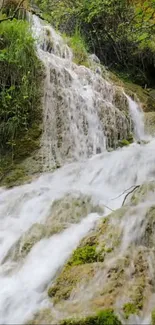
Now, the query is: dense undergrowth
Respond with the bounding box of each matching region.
[0,6,43,185]
[34,0,155,87]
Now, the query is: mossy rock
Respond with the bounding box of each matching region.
[0,123,42,187]
[144,112,155,135]
[1,168,29,188]
[151,309,155,325]
[46,205,153,317]
[46,194,104,230]
[130,182,155,206]
[67,244,104,266]
[141,206,155,247]
[118,139,130,147]
[109,71,155,112]
[48,264,97,303]
[123,302,137,319]
[2,223,47,263]
[29,309,122,325]
[61,309,122,325]
[27,308,53,325]
[112,87,129,112]
[2,194,104,263]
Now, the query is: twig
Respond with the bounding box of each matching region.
[122,185,140,206]
[0,0,25,23]
[102,204,114,212]
[111,185,137,201]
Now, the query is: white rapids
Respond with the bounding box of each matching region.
[0,14,155,325]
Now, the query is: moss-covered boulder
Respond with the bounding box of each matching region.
[29,308,122,325]
[144,112,155,136]
[129,182,155,206]
[3,194,104,264]
[43,188,155,322]
[61,310,122,325]
[2,223,47,264]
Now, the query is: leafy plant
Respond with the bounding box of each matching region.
[0,18,43,154]
[66,28,89,66]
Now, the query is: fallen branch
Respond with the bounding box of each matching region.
[122,185,140,206]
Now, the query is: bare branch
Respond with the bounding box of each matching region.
[0,0,25,23]
[122,185,140,206]
[102,204,114,212]
[111,185,137,201]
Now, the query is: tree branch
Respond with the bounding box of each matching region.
[122,185,140,206]
[111,185,138,201]
[0,0,25,23]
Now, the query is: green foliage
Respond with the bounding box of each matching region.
[118,139,130,147]
[2,168,27,188]
[123,303,137,319]
[61,309,122,325]
[34,0,155,87]
[66,29,89,66]
[0,19,43,154]
[151,308,155,325]
[67,245,103,266]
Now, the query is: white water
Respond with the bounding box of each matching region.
[127,95,151,141]
[1,14,155,325]
[31,15,136,170]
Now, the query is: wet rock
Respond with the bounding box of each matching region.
[43,191,155,322]
[88,54,100,64]
[3,194,104,264]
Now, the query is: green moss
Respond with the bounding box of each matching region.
[130,182,155,206]
[2,167,29,188]
[61,309,122,325]
[48,264,96,302]
[68,245,103,266]
[151,309,155,325]
[127,134,134,144]
[109,71,155,112]
[0,123,42,187]
[123,303,137,319]
[27,308,53,325]
[118,139,130,147]
[132,278,145,310]
[3,223,47,263]
[65,30,89,67]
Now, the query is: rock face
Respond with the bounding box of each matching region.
[29,182,155,325]
[144,112,155,136]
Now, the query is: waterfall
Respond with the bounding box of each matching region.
[126,95,151,141]
[1,14,155,325]
[31,15,141,171]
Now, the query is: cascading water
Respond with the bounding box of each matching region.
[1,14,155,325]
[31,15,135,170]
[126,94,151,141]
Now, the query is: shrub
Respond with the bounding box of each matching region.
[66,29,89,66]
[0,19,43,154]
